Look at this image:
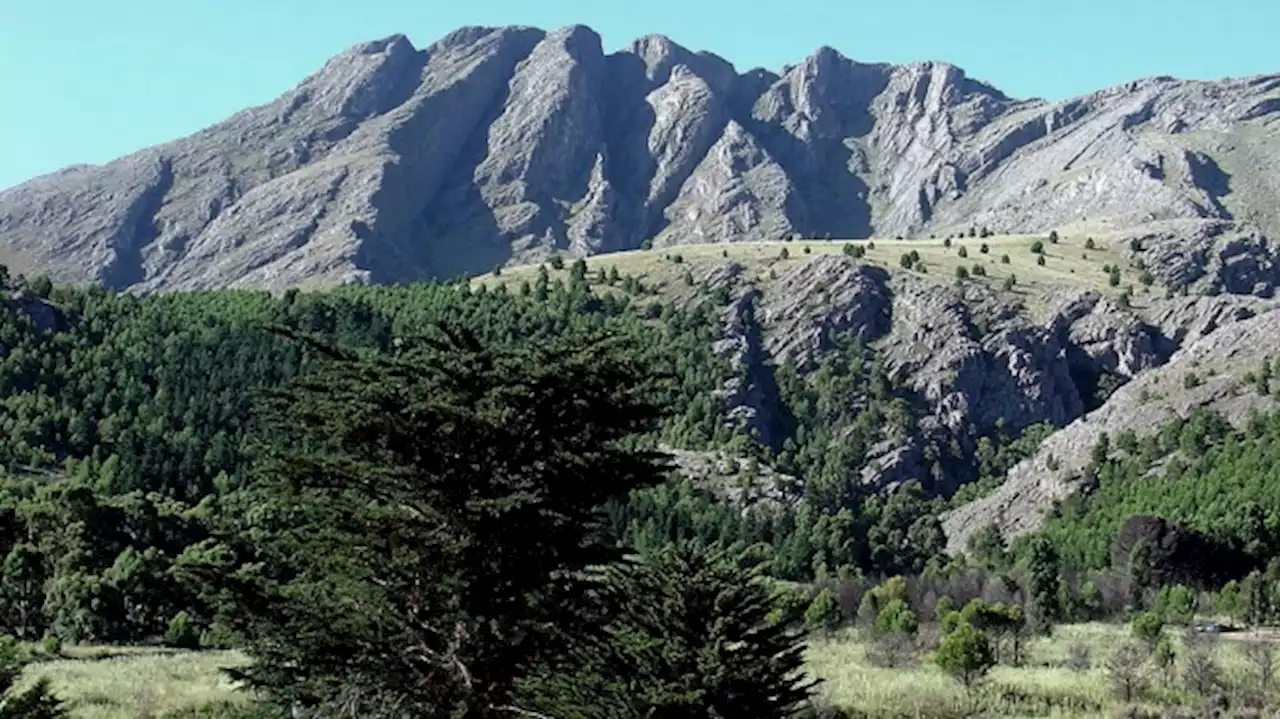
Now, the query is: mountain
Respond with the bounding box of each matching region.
[1,24,1278,292]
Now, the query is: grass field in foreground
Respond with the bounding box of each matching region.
[807,621,1274,718]
[17,647,250,719]
[24,622,1278,718]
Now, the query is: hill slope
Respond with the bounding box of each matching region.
[1,25,1278,292]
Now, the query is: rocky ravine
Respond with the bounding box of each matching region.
[1,25,1278,292]
[675,253,1280,543]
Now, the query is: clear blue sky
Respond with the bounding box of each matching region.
[2,0,1276,190]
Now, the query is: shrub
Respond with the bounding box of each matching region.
[640,238,653,250]
[972,264,986,277]
[1049,230,1060,243]
[803,246,812,254]
[549,254,565,270]
[944,237,953,247]
[955,266,970,280]
[1036,255,1046,266]
[957,245,968,258]
[804,589,842,633]
[1000,254,1011,264]
[780,248,790,260]
[1105,642,1150,703]
[1085,237,1096,250]
[979,242,989,254]
[875,599,919,636]
[40,634,62,657]
[935,623,994,693]
[165,611,202,650]
[1030,240,1045,254]
[1065,642,1091,672]
[1132,611,1164,649]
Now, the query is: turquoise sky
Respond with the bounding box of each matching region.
[2,0,1276,190]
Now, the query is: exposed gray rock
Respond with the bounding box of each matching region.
[713,280,782,447]
[664,447,800,508]
[758,255,892,367]
[1119,220,1280,298]
[942,301,1280,553]
[3,25,1278,291]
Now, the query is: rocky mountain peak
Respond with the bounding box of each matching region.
[1,24,1277,291]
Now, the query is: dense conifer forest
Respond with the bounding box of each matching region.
[4,263,1280,716]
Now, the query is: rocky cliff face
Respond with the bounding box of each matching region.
[2,25,1278,292]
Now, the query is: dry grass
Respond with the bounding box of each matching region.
[806,622,1278,718]
[29,622,1280,718]
[473,232,1160,314]
[18,647,250,719]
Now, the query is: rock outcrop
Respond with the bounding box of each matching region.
[942,300,1280,553]
[2,25,1278,291]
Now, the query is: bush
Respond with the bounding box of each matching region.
[935,623,994,693]
[1132,611,1164,649]
[804,589,842,633]
[1065,642,1091,672]
[40,634,62,657]
[1000,254,1011,264]
[957,245,968,258]
[1030,240,1045,254]
[1105,642,1150,703]
[780,248,790,260]
[1036,255,1046,266]
[875,599,919,636]
[944,238,953,247]
[165,611,201,650]
[972,264,986,277]
[979,243,990,254]
[548,254,565,270]
[1085,237,1096,250]
[1049,230,1060,243]
[955,266,970,280]
[803,246,812,254]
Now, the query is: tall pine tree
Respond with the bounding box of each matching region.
[201,324,673,717]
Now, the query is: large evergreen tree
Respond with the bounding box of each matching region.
[201,324,673,717]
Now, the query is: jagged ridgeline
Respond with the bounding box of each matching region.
[1,25,1278,292]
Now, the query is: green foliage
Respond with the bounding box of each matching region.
[955,266,970,280]
[557,544,817,718]
[780,248,791,260]
[1036,254,1046,266]
[164,611,200,650]
[934,623,995,692]
[0,635,67,718]
[874,599,918,636]
[842,243,866,259]
[1085,237,1096,250]
[549,254,565,270]
[1030,240,1044,254]
[1131,611,1164,648]
[804,589,843,633]
[1024,536,1062,623]
[957,246,968,258]
[1152,584,1197,625]
[206,325,674,715]
[1035,408,1280,573]
[1048,231,1060,243]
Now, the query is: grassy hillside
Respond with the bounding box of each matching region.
[474,231,1162,311]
